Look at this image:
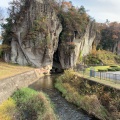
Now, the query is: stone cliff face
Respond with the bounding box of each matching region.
[58,21,96,69]
[4,0,97,70]
[5,0,62,70]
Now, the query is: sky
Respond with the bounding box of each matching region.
[71,0,120,23]
[0,0,120,23]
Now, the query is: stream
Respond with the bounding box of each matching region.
[29,75,98,120]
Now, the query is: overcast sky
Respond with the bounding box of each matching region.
[0,0,120,23]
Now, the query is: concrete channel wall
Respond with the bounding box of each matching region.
[0,69,44,104]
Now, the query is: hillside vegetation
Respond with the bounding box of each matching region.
[85,49,120,65]
[97,22,120,55]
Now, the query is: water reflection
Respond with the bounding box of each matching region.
[30,76,54,91]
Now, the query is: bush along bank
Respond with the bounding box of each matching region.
[0,88,57,120]
[55,69,120,120]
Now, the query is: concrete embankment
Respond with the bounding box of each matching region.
[0,69,44,104]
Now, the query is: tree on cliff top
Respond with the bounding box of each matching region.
[1,0,31,44]
[2,0,90,45]
[54,1,90,42]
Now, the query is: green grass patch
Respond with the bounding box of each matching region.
[55,82,67,97]
[107,68,116,71]
[0,88,57,120]
[86,65,120,72]
[86,66,110,72]
[12,88,57,120]
[12,88,38,104]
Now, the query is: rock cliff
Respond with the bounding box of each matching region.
[4,0,97,70]
[58,21,96,69]
[4,0,62,70]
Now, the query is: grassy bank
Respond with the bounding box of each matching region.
[86,66,109,71]
[55,70,120,120]
[0,62,33,80]
[0,88,57,120]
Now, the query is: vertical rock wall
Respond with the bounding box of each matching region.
[5,0,62,70]
[58,21,96,69]
[4,0,97,70]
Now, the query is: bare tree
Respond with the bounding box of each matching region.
[0,8,4,26]
[0,8,3,21]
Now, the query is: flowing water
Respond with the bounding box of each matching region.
[29,75,98,120]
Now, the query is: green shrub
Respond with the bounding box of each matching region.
[85,54,101,65]
[98,69,108,72]
[12,88,38,105]
[113,67,120,71]
[12,88,57,120]
[0,49,3,58]
[0,45,10,58]
[110,65,118,67]
[85,50,120,65]
[107,68,116,71]
[18,94,46,120]
[58,69,75,83]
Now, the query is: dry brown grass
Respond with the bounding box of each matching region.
[0,62,34,80]
[38,92,57,120]
[55,70,120,120]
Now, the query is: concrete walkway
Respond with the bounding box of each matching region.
[75,72,120,90]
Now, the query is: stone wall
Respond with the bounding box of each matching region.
[0,69,43,104]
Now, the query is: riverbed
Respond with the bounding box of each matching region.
[29,75,99,120]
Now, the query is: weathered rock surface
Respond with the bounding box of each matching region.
[5,0,62,70]
[4,0,97,70]
[58,21,96,69]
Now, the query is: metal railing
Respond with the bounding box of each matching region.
[79,70,120,84]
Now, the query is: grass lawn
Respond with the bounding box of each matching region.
[86,66,110,71]
[0,62,34,80]
[86,65,120,72]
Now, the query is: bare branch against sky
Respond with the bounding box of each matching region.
[0,8,3,20]
[0,8,4,24]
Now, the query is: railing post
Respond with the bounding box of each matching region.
[109,73,110,80]
[105,72,107,80]
[100,72,101,80]
[115,74,117,84]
